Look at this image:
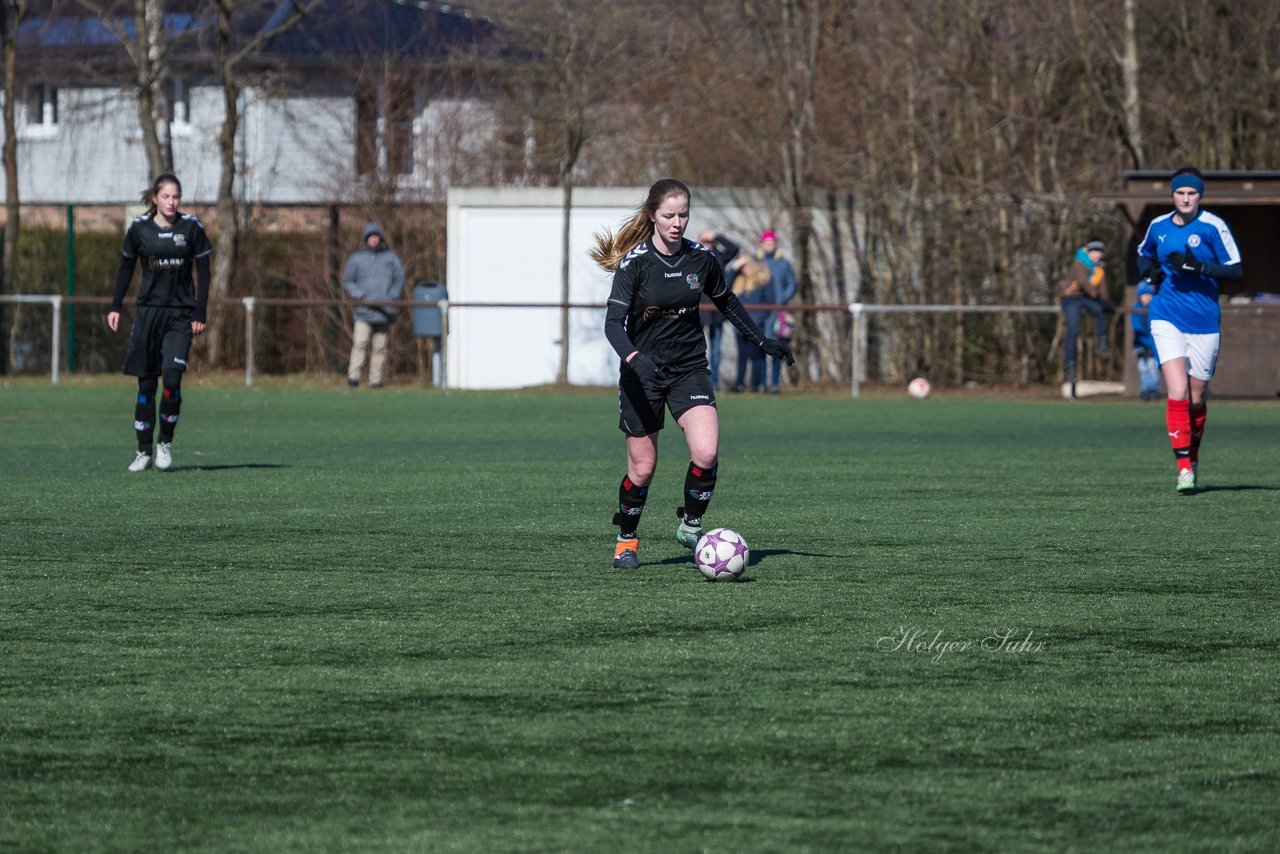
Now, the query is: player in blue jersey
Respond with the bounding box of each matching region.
[107,174,213,473]
[590,179,793,569]
[1136,166,1242,494]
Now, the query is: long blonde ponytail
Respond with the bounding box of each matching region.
[589,178,691,272]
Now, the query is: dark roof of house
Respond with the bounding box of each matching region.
[18,0,496,70]
[256,0,495,61]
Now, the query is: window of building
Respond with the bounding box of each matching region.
[169,75,192,134]
[355,82,380,175]
[22,83,58,137]
[355,76,416,177]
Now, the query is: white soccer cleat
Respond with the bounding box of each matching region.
[1176,468,1196,494]
[128,451,152,472]
[155,442,173,471]
[676,517,705,552]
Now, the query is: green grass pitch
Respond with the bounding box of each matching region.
[2,381,1278,851]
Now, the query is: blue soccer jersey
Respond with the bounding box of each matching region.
[1137,210,1240,334]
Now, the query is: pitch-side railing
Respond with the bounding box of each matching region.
[4,295,1128,395]
[1,295,67,384]
[847,302,1063,398]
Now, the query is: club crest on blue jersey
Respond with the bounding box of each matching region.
[1187,234,1202,248]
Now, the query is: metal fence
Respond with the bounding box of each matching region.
[9,293,1277,396]
[3,294,1077,394]
[848,303,1063,397]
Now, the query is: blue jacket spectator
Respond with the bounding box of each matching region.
[1132,280,1160,400]
[757,230,798,392]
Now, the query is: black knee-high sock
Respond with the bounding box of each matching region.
[159,368,183,443]
[613,476,649,537]
[680,461,718,523]
[135,377,158,452]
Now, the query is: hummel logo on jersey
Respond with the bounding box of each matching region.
[174,358,187,366]
[665,272,682,278]
[689,394,710,401]
[619,244,649,270]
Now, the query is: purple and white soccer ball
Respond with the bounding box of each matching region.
[694,528,749,582]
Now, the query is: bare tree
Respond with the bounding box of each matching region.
[202,0,314,365]
[492,0,663,384]
[673,0,851,384]
[74,0,175,176]
[1,0,24,374]
[1120,0,1144,169]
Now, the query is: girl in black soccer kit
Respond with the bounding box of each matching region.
[590,178,794,569]
[107,173,212,472]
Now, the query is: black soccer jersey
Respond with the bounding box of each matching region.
[605,237,725,370]
[604,237,767,373]
[118,212,213,313]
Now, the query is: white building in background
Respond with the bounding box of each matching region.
[445,187,820,390]
[7,1,503,205]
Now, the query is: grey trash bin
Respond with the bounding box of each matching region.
[412,281,448,386]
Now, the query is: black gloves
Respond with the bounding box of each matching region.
[1143,267,1165,292]
[759,338,795,366]
[627,352,666,391]
[1166,252,1204,274]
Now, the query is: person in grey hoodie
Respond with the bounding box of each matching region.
[344,221,405,388]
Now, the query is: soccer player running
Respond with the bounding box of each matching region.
[107,173,213,472]
[1136,166,1242,494]
[590,179,794,569]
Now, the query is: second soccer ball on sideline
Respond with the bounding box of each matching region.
[907,377,932,399]
[694,528,749,582]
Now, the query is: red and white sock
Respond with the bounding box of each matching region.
[1166,398,1193,472]
[1189,401,1207,467]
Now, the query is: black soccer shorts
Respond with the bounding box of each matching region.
[122,305,194,378]
[617,366,716,437]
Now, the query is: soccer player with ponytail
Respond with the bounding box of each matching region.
[591,179,794,569]
[1136,166,1242,493]
[107,174,213,472]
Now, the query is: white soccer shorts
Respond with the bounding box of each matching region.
[1150,319,1220,381]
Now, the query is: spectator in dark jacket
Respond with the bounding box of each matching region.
[1059,237,1110,392]
[696,229,742,389]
